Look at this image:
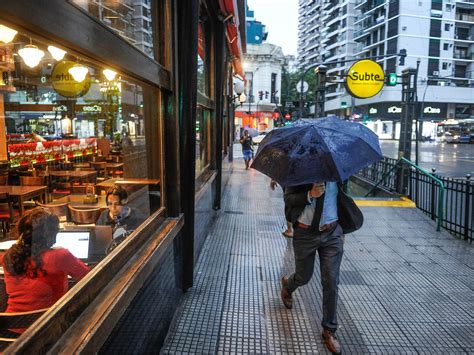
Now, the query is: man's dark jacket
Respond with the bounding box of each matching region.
[284,183,363,234]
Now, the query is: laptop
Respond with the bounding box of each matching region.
[53,231,90,260]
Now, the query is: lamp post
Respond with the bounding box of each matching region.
[231,81,246,150]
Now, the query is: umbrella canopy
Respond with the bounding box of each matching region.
[243,127,259,137]
[250,116,383,187]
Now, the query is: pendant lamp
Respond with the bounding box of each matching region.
[18,44,45,68]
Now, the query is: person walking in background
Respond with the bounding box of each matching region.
[270,179,293,238]
[240,129,253,170]
[281,182,344,354]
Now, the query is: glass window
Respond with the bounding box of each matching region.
[69,0,155,59]
[195,107,210,175]
[0,26,162,256]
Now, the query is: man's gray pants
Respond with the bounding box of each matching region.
[285,223,344,332]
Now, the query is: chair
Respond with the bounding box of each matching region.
[35,201,70,222]
[19,176,44,186]
[19,176,46,208]
[0,194,14,239]
[68,205,101,224]
[0,308,49,350]
[0,175,8,186]
[71,185,89,194]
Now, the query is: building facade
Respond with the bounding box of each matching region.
[0,0,246,352]
[298,0,474,139]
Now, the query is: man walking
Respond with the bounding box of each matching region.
[281,182,344,354]
[239,129,253,170]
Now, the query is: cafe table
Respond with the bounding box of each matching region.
[0,185,47,215]
[48,194,107,211]
[95,178,160,193]
[45,170,97,184]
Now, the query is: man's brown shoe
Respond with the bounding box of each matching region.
[280,277,293,309]
[321,329,341,354]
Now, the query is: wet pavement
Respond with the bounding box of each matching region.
[161,158,472,354]
[379,140,474,179]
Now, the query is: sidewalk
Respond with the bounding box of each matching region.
[162,156,472,354]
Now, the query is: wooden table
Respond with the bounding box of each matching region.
[48,194,107,211]
[0,185,47,215]
[47,170,97,183]
[96,178,160,192]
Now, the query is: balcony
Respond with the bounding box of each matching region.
[456,13,474,22]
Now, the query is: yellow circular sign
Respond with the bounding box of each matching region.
[51,61,91,98]
[345,60,385,99]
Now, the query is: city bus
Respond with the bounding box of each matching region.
[437,119,474,143]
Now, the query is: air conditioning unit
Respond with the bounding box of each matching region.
[433,71,439,76]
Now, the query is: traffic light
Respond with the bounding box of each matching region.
[399,48,407,66]
[388,73,397,86]
[258,91,263,100]
[265,91,269,99]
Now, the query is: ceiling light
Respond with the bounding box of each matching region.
[103,69,117,81]
[18,45,45,68]
[48,45,67,61]
[68,64,89,82]
[0,25,18,43]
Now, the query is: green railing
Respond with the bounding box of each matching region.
[365,157,445,231]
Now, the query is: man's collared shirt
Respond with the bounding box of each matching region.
[297,182,338,227]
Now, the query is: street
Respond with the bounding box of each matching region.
[380,140,474,179]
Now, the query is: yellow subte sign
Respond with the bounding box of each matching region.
[345,60,385,99]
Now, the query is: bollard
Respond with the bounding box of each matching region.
[431,168,436,221]
[464,174,471,241]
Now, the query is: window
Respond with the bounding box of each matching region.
[271,73,277,104]
[429,39,440,57]
[431,0,442,11]
[69,0,156,59]
[195,107,210,175]
[1,28,161,265]
[444,23,450,31]
[430,19,441,37]
[442,62,448,70]
[443,43,449,51]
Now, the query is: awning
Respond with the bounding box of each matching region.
[219,0,245,79]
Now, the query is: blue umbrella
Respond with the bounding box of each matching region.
[250,116,383,187]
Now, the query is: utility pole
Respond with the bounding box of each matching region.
[314,65,327,118]
[397,67,418,195]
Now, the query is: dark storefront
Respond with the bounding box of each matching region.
[0,0,245,352]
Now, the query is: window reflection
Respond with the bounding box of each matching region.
[70,0,154,58]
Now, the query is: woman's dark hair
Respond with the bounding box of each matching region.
[106,187,128,205]
[4,207,59,277]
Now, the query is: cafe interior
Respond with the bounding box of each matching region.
[0,23,161,337]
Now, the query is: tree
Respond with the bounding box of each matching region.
[281,64,318,117]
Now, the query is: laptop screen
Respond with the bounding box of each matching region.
[54,231,90,259]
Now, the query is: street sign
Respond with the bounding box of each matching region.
[388,73,397,86]
[285,101,294,108]
[345,59,385,99]
[296,80,309,93]
[341,101,347,109]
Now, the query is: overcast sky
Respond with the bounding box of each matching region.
[246,0,299,56]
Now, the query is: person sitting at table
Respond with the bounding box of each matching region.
[1,208,90,318]
[96,187,144,232]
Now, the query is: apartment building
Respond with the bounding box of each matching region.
[298,0,473,138]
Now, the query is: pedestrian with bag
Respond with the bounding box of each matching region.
[270,179,293,238]
[280,181,363,355]
[240,129,253,170]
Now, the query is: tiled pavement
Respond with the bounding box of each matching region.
[161,158,473,354]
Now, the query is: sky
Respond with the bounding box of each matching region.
[246,0,298,56]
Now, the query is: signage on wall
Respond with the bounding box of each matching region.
[424,106,441,114]
[369,107,378,114]
[345,60,385,99]
[387,106,402,114]
[51,61,91,98]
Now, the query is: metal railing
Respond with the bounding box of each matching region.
[358,157,473,241]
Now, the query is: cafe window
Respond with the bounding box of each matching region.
[0,25,162,278]
[195,5,213,177]
[69,0,155,59]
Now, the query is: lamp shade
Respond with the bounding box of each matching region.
[68,64,89,82]
[0,25,17,43]
[48,45,67,61]
[234,81,244,95]
[239,93,247,103]
[103,69,117,81]
[18,45,45,68]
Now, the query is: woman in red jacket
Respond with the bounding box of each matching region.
[1,208,90,314]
